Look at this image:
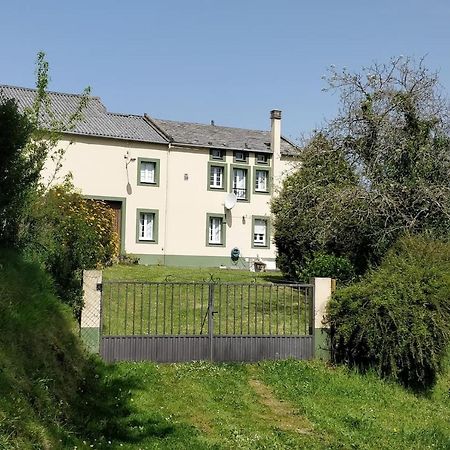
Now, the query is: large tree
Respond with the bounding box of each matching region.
[0,96,37,247]
[273,57,450,278]
[0,52,90,248]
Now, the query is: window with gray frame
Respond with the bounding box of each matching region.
[232,167,248,200]
[207,215,225,246]
[253,218,268,247]
[139,211,156,241]
[210,165,224,189]
[210,149,224,160]
[138,158,160,186]
[234,151,248,163]
[255,169,269,192]
[255,153,269,164]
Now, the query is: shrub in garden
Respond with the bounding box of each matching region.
[25,182,119,319]
[298,252,355,284]
[326,235,450,390]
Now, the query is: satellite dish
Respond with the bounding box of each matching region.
[224,193,237,210]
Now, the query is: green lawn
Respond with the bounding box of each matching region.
[101,265,311,336]
[103,264,286,284]
[79,359,450,449]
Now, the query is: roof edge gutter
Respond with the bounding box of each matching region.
[58,130,168,146]
[169,141,273,154]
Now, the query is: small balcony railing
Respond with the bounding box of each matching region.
[233,187,247,200]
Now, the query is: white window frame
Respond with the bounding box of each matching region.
[233,167,248,200]
[139,212,155,241]
[210,165,224,189]
[255,169,268,192]
[138,158,159,187]
[140,161,156,184]
[253,218,268,247]
[208,216,223,245]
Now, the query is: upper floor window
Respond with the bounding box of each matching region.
[255,153,269,165]
[210,149,224,160]
[138,158,160,187]
[141,161,155,183]
[255,169,269,193]
[210,165,224,189]
[234,151,248,163]
[208,162,227,191]
[232,167,248,200]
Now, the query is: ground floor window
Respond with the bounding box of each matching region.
[252,217,269,248]
[206,214,225,246]
[137,209,159,243]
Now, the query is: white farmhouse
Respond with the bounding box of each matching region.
[1,86,298,269]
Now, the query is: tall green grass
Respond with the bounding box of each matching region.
[98,360,450,449]
[0,251,138,448]
[1,257,448,449]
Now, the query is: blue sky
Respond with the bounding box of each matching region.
[2,1,450,140]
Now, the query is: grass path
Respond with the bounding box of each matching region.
[108,361,325,449]
[90,359,449,449]
[247,369,313,436]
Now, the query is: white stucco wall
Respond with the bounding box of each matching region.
[42,134,297,268]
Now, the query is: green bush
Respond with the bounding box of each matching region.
[298,252,355,283]
[326,235,450,390]
[0,95,40,248]
[25,182,119,319]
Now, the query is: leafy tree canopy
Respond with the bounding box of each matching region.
[0,52,90,248]
[273,57,450,278]
[0,96,36,247]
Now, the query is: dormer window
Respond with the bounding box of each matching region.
[234,151,248,163]
[256,153,269,165]
[210,149,224,160]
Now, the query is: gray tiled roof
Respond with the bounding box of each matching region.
[0,85,168,144]
[151,118,299,156]
[0,85,299,155]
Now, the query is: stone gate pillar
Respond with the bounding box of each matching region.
[311,277,334,359]
[80,270,102,353]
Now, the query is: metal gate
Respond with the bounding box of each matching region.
[99,281,314,363]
